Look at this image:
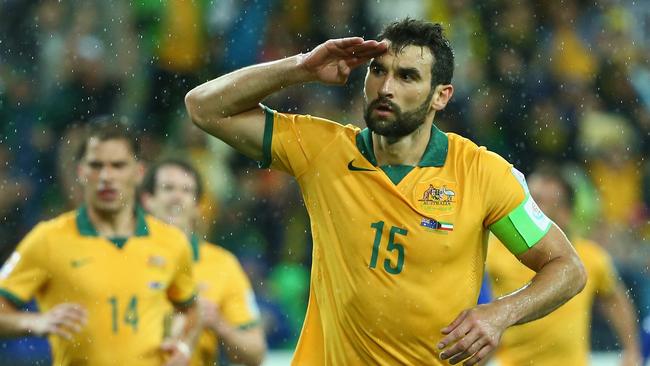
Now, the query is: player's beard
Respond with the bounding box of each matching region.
[364,91,434,138]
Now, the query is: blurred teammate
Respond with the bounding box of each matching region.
[0,121,198,365]
[185,18,586,365]
[486,166,642,366]
[141,158,266,366]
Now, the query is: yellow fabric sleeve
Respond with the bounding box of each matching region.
[167,232,197,307]
[478,149,527,227]
[220,254,260,327]
[262,106,348,177]
[0,223,51,306]
[589,242,618,297]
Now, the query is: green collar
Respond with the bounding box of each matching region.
[189,234,201,262]
[355,123,448,167]
[76,205,150,238]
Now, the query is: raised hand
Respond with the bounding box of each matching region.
[437,304,509,365]
[161,339,191,366]
[31,303,87,339]
[299,37,388,85]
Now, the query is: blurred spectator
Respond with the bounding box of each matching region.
[136,1,208,136]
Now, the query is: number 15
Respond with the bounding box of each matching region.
[369,221,407,275]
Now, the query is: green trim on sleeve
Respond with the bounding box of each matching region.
[0,288,27,308]
[489,195,552,255]
[172,293,197,310]
[237,320,261,330]
[189,234,200,262]
[259,105,275,169]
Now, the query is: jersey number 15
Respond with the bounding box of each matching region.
[369,221,407,275]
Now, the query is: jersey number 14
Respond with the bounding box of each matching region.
[108,295,139,333]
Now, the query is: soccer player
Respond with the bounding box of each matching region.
[0,121,199,366]
[486,166,642,366]
[184,18,587,365]
[141,158,266,366]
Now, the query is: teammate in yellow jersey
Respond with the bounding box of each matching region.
[0,121,199,366]
[486,165,642,366]
[141,158,266,366]
[184,18,587,365]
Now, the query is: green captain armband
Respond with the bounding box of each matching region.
[489,194,552,255]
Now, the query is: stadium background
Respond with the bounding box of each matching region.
[0,0,649,364]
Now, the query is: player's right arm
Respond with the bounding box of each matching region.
[0,298,87,339]
[0,223,87,338]
[184,38,387,160]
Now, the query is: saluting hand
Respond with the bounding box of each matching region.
[437,304,508,365]
[299,37,388,85]
[32,303,87,340]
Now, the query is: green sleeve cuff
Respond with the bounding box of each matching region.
[0,288,28,308]
[258,105,275,169]
[172,293,197,310]
[489,195,552,255]
[237,319,261,330]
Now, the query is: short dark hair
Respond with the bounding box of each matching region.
[378,18,455,86]
[141,157,204,200]
[529,164,575,209]
[76,117,140,161]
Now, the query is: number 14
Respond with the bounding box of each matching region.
[369,221,407,274]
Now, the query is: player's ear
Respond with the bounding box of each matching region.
[140,192,153,212]
[134,161,145,185]
[430,84,453,111]
[76,162,86,186]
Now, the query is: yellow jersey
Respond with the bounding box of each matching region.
[189,237,260,366]
[486,236,617,366]
[260,107,547,365]
[0,206,196,366]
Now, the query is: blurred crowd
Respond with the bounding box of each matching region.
[1,0,649,352]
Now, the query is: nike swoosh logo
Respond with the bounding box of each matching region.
[70,258,92,268]
[348,159,375,172]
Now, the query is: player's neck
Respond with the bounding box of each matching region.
[372,119,433,166]
[86,203,137,238]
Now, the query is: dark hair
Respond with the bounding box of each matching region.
[76,117,140,161]
[141,157,204,200]
[529,164,575,208]
[378,18,455,86]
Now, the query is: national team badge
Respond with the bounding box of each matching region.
[414,180,458,216]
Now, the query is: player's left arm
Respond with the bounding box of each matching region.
[199,297,266,366]
[438,152,586,365]
[438,224,586,365]
[203,255,266,366]
[598,268,642,365]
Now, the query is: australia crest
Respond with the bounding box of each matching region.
[414,180,458,215]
